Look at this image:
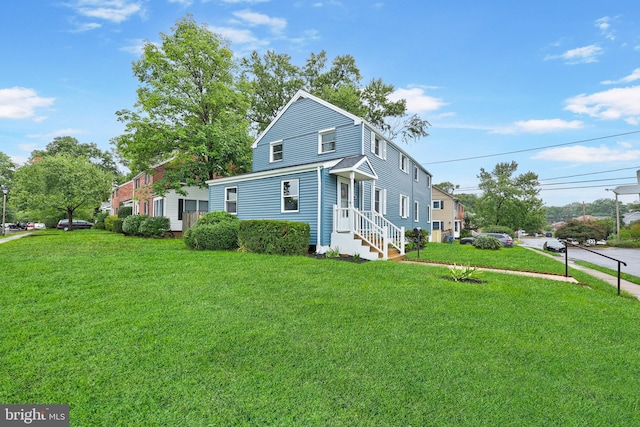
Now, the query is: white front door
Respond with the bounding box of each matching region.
[337,177,351,232]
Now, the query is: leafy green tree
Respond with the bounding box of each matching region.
[114,16,253,194]
[476,161,545,231]
[434,181,460,195]
[30,136,120,178]
[12,155,112,230]
[457,193,479,213]
[243,50,430,142]
[555,219,607,242]
[0,151,16,189]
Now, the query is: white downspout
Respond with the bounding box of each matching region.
[316,166,322,252]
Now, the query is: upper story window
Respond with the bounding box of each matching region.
[319,128,336,154]
[134,178,141,189]
[414,165,419,182]
[433,200,443,210]
[371,132,386,159]
[144,174,150,185]
[225,187,237,214]
[282,179,299,212]
[270,140,283,163]
[425,174,431,188]
[414,201,419,222]
[399,154,408,173]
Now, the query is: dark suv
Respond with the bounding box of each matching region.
[56,219,94,230]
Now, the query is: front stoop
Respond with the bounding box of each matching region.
[355,235,405,261]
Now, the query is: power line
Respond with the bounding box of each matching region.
[423,130,640,165]
[457,176,638,192]
[540,165,640,181]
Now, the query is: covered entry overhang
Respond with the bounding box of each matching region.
[329,155,378,181]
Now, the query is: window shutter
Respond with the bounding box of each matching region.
[178,198,184,220]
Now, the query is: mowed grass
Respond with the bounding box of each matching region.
[1,231,640,426]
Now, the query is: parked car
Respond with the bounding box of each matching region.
[34,223,46,230]
[56,219,94,230]
[460,233,514,248]
[543,239,566,253]
[545,232,553,237]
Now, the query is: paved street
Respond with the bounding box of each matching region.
[520,237,640,278]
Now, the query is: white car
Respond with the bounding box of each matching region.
[34,223,46,229]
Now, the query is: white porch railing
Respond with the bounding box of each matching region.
[333,206,405,260]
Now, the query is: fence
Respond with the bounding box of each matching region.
[182,211,206,232]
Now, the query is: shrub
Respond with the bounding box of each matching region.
[111,219,124,234]
[405,228,429,251]
[482,226,514,238]
[104,215,119,232]
[138,216,170,238]
[473,235,502,250]
[238,220,310,256]
[195,211,238,226]
[184,221,239,250]
[118,206,133,219]
[122,215,149,236]
[94,212,109,230]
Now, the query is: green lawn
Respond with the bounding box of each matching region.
[2,231,640,426]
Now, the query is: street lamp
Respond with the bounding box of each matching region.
[1,185,8,237]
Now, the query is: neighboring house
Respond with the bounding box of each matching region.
[431,186,464,240]
[623,211,640,225]
[207,90,433,260]
[110,161,209,232]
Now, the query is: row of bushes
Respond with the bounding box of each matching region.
[184,211,310,256]
[100,213,169,238]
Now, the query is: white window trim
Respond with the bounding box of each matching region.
[269,140,283,163]
[399,154,408,173]
[426,174,431,188]
[433,200,443,210]
[370,131,387,160]
[414,200,419,222]
[281,179,299,213]
[224,186,238,214]
[374,187,387,215]
[426,205,431,223]
[318,128,336,154]
[400,194,409,219]
[414,165,419,182]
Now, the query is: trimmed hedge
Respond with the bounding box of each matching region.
[122,215,170,238]
[238,220,310,256]
[184,221,240,251]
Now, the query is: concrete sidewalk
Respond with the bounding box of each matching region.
[0,232,32,244]
[522,246,640,300]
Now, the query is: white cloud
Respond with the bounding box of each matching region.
[595,16,617,41]
[533,145,640,163]
[388,87,447,114]
[545,44,603,64]
[492,119,584,134]
[601,68,640,85]
[26,129,85,139]
[207,25,269,52]
[0,87,55,120]
[69,21,102,32]
[564,86,640,125]
[233,10,287,33]
[221,0,269,3]
[69,0,144,23]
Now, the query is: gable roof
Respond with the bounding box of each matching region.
[330,155,378,180]
[252,89,364,149]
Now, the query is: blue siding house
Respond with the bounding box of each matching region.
[207,90,433,260]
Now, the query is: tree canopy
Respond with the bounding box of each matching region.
[242,49,430,142]
[475,161,545,231]
[11,154,113,228]
[113,16,253,194]
[30,136,120,179]
[0,151,15,189]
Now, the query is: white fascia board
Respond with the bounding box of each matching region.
[206,159,341,186]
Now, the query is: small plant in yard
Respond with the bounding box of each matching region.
[325,246,341,258]
[473,235,503,250]
[448,263,482,283]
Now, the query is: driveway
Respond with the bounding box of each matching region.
[520,237,640,278]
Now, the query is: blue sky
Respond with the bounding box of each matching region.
[2,0,640,207]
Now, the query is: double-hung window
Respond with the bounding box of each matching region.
[319,129,336,154]
[374,187,386,215]
[225,187,237,214]
[371,132,386,159]
[433,200,443,210]
[282,179,299,212]
[399,154,408,173]
[270,140,283,162]
[414,165,419,182]
[400,194,409,218]
[414,201,419,222]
